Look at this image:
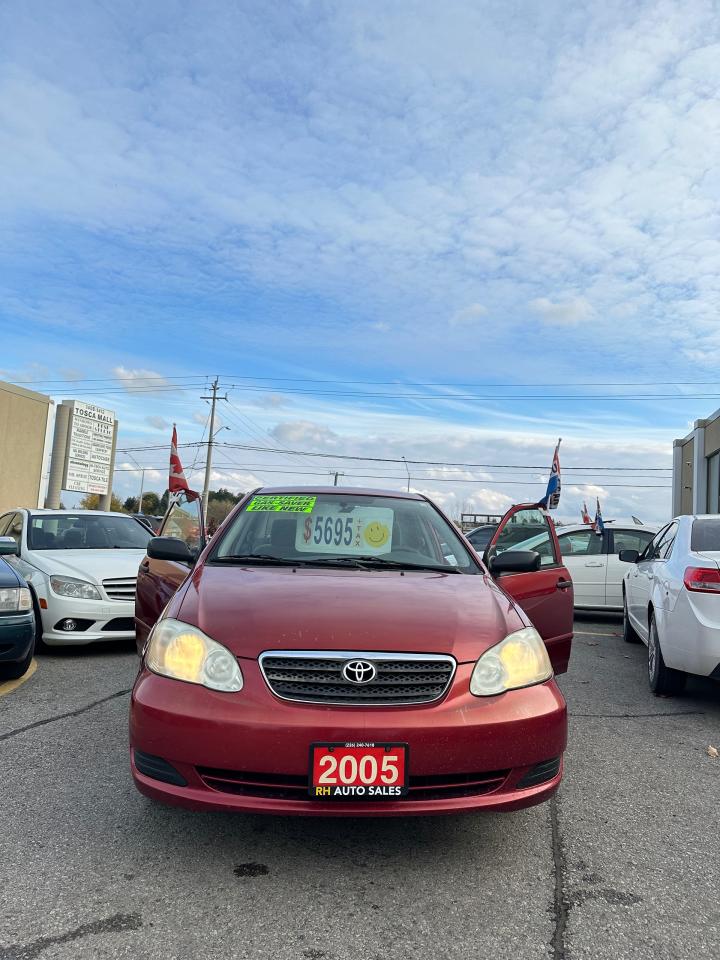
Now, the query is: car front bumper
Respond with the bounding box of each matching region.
[0,612,35,664]
[40,592,135,646]
[129,662,567,816]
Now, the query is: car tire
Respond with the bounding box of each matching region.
[648,615,686,697]
[29,591,48,653]
[622,592,641,643]
[0,644,34,681]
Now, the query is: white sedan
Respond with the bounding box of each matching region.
[621,515,720,695]
[0,508,152,647]
[503,522,657,610]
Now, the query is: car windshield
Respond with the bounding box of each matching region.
[28,514,153,550]
[210,492,479,573]
[691,519,720,552]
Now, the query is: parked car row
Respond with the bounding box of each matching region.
[4,494,719,822]
[467,520,657,610]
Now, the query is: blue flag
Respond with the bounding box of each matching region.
[538,439,562,510]
[593,498,605,536]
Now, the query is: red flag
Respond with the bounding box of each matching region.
[581,501,592,524]
[169,425,200,501]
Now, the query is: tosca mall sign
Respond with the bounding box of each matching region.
[45,400,119,506]
[61,401,116,495]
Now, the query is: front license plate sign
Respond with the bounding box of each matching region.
[309,742,409,799]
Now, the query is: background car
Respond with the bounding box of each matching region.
[621,514,720,695]
[465,524,498,552]
[130,489,573,816]
[503,522,657,610]
[0,537,34,680]
[0,509,152,647]
[136,514,165,533]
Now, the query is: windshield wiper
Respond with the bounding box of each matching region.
[209,554,309,566]
[310,556,463,574]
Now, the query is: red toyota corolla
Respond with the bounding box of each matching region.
[130,487,573,816]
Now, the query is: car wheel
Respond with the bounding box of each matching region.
[30,591,48,653]
[622,592,641,643]
[0,644,34,681]
[648,615,686,696]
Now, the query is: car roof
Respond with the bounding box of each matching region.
[253,485,426,501]
[556,522,658,533]
[25,509,137,518]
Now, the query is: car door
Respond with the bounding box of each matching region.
[628,523,675,634]
[556,529,608,607]
[607,528,656,609]
[134,493,206,651]
[486,504,574,673]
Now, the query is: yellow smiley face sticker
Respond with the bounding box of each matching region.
[363,521,390,548]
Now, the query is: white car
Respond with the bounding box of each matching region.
[621,514,720,696]
[0,508,152,647]
[507,522,657,610]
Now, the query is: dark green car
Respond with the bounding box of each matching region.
[0,537,35,681]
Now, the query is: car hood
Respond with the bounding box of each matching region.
[26,549,147,584]
[177,565,526,664]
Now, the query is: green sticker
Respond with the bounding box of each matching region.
[246,495,317,513]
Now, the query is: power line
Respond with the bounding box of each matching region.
[115,439,671,472]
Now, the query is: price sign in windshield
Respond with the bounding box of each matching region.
[295,506,394,555]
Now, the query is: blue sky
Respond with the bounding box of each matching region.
[2,0,720,521]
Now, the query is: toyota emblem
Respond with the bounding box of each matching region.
[342,659,377,684]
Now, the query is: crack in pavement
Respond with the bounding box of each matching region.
[0,913,142,960]
[550,794,569,960]
[0,689,131,743]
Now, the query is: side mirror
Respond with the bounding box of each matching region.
[0,537,19,556]
[489,550,541,575]
[618,549,640,563]
[147,537,195,564]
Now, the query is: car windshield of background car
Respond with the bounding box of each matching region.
[210,493,479,572]
[28,514,153,550]
[690,519,720,552]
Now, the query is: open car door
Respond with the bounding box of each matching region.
[134,493,206,653]
[485,504,574,673]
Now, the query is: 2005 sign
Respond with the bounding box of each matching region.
[309,743,409,798]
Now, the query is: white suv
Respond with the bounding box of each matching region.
[0,509,152,646]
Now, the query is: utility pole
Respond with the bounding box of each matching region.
[200,378,228,523]
[331,471,345,486]
[127,453,145,515]
[401,456,411,492]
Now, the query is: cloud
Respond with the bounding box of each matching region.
[114,366,170,392]
[146,415,169,431]
[271,420,340,449]
[252,393,288,409]
[529,297,593,326]
[450,303,488,326]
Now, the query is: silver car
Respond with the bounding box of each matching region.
[0,509,151,646]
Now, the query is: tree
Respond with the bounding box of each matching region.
[78,493,124,512]
[140,492,162,515]
[123,496,138,513]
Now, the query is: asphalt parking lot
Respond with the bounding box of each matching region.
[1,617,719,960]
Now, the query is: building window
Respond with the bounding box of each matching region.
[708,452,720,514]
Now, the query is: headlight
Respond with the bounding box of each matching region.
[145,618,243,692]
[0,587,32,612]
[470,626,552,696]
[49,576,102,600]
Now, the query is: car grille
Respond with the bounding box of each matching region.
[196,767,509,802]
[258,651,456,705]
[102,577,137,601]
